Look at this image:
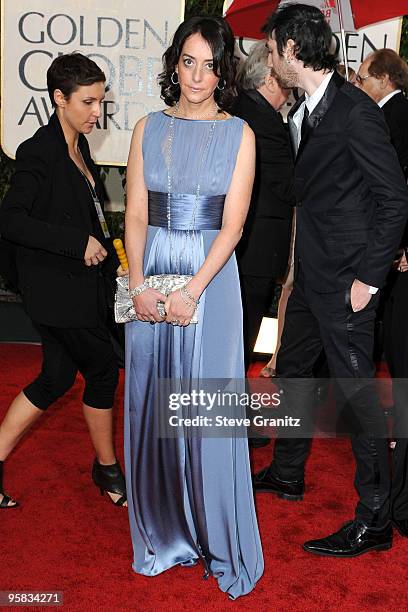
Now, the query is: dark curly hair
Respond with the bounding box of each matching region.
[158,15,238,111]
[47,53,105,108]
[262,3,338,72]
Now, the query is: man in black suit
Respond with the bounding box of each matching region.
[356,49,408,538]
[253,4,408,557]
[233,41,295,371]
[356,49,408,179]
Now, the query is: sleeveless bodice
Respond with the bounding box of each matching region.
[142,111,244,197]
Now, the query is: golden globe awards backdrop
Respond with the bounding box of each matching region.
[1,0,185,165]
[0,1,402,199]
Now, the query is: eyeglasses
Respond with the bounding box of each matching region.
[355,73,372,85]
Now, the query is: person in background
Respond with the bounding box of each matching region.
[259,235,295,378]
[233,41,295,372]
[356,48,408,538]
[0,54,127,509]
[356,49,408,178]
[337,64,356,83]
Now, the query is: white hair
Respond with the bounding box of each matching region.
[236,41,271,90]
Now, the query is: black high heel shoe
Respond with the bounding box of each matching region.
[92,458,127,507]
[0,461,19,509]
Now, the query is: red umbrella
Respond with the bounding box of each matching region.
[353,1,407,29]
[224,0,407,40]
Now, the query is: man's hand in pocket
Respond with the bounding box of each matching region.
[350,279,372,312]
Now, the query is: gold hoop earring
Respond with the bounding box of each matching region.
[171,71,179,85]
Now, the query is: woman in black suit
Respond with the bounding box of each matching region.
[233,41,295,370]
[0,53,127,508]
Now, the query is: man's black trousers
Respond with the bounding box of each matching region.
[272,268,390,527]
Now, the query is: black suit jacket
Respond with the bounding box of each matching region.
[382,92,408,180]
[288,71,408,293]
[233,90,295,279]
[382,92,408,248]
[0,113,118,327]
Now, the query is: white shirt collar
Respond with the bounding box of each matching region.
[378,89,401,108]
[293,71,335,127]
[305,71,335,114]
[292,72,335,148]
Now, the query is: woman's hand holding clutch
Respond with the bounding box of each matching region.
[132,288,167,323]
[164,290,196,327]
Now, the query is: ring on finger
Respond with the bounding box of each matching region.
[157,302,166,318]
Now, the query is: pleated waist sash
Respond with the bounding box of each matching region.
[148,190,225,230]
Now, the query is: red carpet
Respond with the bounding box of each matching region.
[1,344,408,611]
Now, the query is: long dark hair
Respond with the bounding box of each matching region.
[262,3,338,72]
[159,15,238,111]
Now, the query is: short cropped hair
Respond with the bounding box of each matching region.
[262,3,338,72]
[368,49,408,91]
[47,53,106,108]
[159,15,238,110]
[237,41,286,90]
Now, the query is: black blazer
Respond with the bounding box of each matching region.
[0,113,118,327]
[233,90,295,279]
[288,71,408,293]
[382,92,408,248]
[382,91,408,180]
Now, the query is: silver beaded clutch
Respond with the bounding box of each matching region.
[114,274,198,324]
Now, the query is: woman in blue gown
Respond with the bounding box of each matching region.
[124,16,264,599]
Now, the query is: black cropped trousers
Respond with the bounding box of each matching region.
[24,322,118,410]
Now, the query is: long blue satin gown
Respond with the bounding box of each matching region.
[124,111,264,600]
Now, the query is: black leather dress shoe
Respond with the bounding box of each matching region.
[393,518,408,537]
[303,520,393,557]
[252,467,304,500]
